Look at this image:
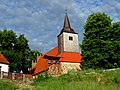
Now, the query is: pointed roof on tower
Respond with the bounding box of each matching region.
[59,13,77,35]
[63,13,71,29]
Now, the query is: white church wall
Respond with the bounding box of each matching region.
[0,63,9,72]
[63,32,79,52]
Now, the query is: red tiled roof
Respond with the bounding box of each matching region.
[45,46,82,63]
[0,54,9,64]
[33,55,49,75]
[58,52,82,63]
[45,46,58,56]
[32,46,82,75]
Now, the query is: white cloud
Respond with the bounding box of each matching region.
[0,0,120,53]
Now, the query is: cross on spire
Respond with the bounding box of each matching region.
[65,9,67,15]
[58,10,77,35]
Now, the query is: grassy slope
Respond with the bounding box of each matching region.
[33,69,120,90]
[0,69,120,90]
[0,79,17,90]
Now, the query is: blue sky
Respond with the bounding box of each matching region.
[0,0,120,53]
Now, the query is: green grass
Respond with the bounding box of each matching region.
[0,79,17,90]
[0,69,120,90]
[33,69,120,90]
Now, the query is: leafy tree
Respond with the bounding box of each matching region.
[13,34,30,72]
[81,12,120,69]
[0,28,16,50]
[0,28,40,73]
[110,22,120,67]
[0,29,17,71]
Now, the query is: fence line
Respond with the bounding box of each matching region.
[0,71,25,81]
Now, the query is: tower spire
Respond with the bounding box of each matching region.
[59,10,77,34]
[57,11,79,54]
[63,12,71,28]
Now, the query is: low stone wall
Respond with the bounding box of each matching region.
[48,64,60,76]
[59,62,81,74]
[47,62,81,76]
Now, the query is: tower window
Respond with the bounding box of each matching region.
[69,36,73,41]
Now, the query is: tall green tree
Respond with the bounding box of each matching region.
[0,28,16,50]
[81,12,120,69]
[109,22,120,67]
[0,29,17,71]
[0,28,40,73]
[13,34,30,72]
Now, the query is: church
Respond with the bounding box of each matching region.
[30,13,82,76]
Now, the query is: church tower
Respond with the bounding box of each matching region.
[57,13,79,54]
[29,13,82,76]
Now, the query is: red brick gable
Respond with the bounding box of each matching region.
[0,53,9,64]
[33,55,49,75]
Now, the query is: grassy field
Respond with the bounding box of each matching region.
[0,69,120,90]
[33,69,120,90]
[0,79,17,90]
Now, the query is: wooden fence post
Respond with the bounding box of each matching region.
[1,71,3,79]
[23,74,26,82]
[12,73,15,80]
